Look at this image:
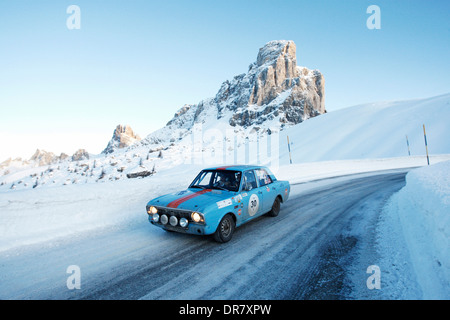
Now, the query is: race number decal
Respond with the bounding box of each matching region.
[248,194,259,216]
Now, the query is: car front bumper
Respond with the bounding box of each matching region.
[148,216,211,235]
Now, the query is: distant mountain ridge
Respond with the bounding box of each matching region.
[0,148,88,169]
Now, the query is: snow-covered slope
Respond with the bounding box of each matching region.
[277,93,450,165]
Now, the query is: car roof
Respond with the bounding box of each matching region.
[202,165,267,172]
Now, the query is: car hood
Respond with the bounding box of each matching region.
[148,188,235,212]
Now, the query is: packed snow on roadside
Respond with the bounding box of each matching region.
[377,160,450,299]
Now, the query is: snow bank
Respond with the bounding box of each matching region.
[275,155,450,184]
[381,160,450,299]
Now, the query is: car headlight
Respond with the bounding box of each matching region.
[149,206,158,214]
[180,217,188,228]
[191,212,204,224]
[152,213,160,223]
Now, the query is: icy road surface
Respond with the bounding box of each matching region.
[0,170,409,300]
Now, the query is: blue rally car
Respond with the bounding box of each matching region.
[146,165,290,242]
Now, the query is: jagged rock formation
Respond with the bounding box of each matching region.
[71,149,89,161]
[102,125,141,154]
[139,40,325,147]
[30,149,57,166]
[223,40,325,127]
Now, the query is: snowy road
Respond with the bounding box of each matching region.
[0,169,409,300]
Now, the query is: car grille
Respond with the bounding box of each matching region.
[156,207,192,220]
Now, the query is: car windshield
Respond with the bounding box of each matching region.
[189,170,241,192]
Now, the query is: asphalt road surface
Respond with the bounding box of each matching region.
[0,169,408,300]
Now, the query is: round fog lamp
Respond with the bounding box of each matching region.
[169,216,178,226]
[180,217,188,228]
[152,213,160,223]
[160,214,168,225]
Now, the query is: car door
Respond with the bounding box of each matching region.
[254,168,276,213]
[240,170,264,222]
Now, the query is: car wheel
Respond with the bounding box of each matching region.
[214,214,235,243]
[267,197,281,217]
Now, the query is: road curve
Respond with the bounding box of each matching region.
[0,170,408,300]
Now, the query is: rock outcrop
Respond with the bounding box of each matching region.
[102,125,141,154]
[25,149,71,166]
[71,149,89,161]
[30,149,56,166]
[216,40,325,127]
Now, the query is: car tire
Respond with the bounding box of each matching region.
[267,196,281,217]
[213,214,235,243]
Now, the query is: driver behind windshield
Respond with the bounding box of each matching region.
[213,171,240,191]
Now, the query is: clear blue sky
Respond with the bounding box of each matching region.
[1,0,449,159]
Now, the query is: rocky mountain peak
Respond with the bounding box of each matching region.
[256,40,297,67]
[218,39,325,126]
[138,40,325,149]
[102,124,141,154]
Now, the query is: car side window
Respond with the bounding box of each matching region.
[242,170,257,191]
[255,169,273,187]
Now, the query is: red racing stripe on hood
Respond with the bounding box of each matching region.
[167,189,212,208]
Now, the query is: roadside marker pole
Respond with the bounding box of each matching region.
[287,135,292,164]
[423,124,430,165]
[406,135,411,156]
